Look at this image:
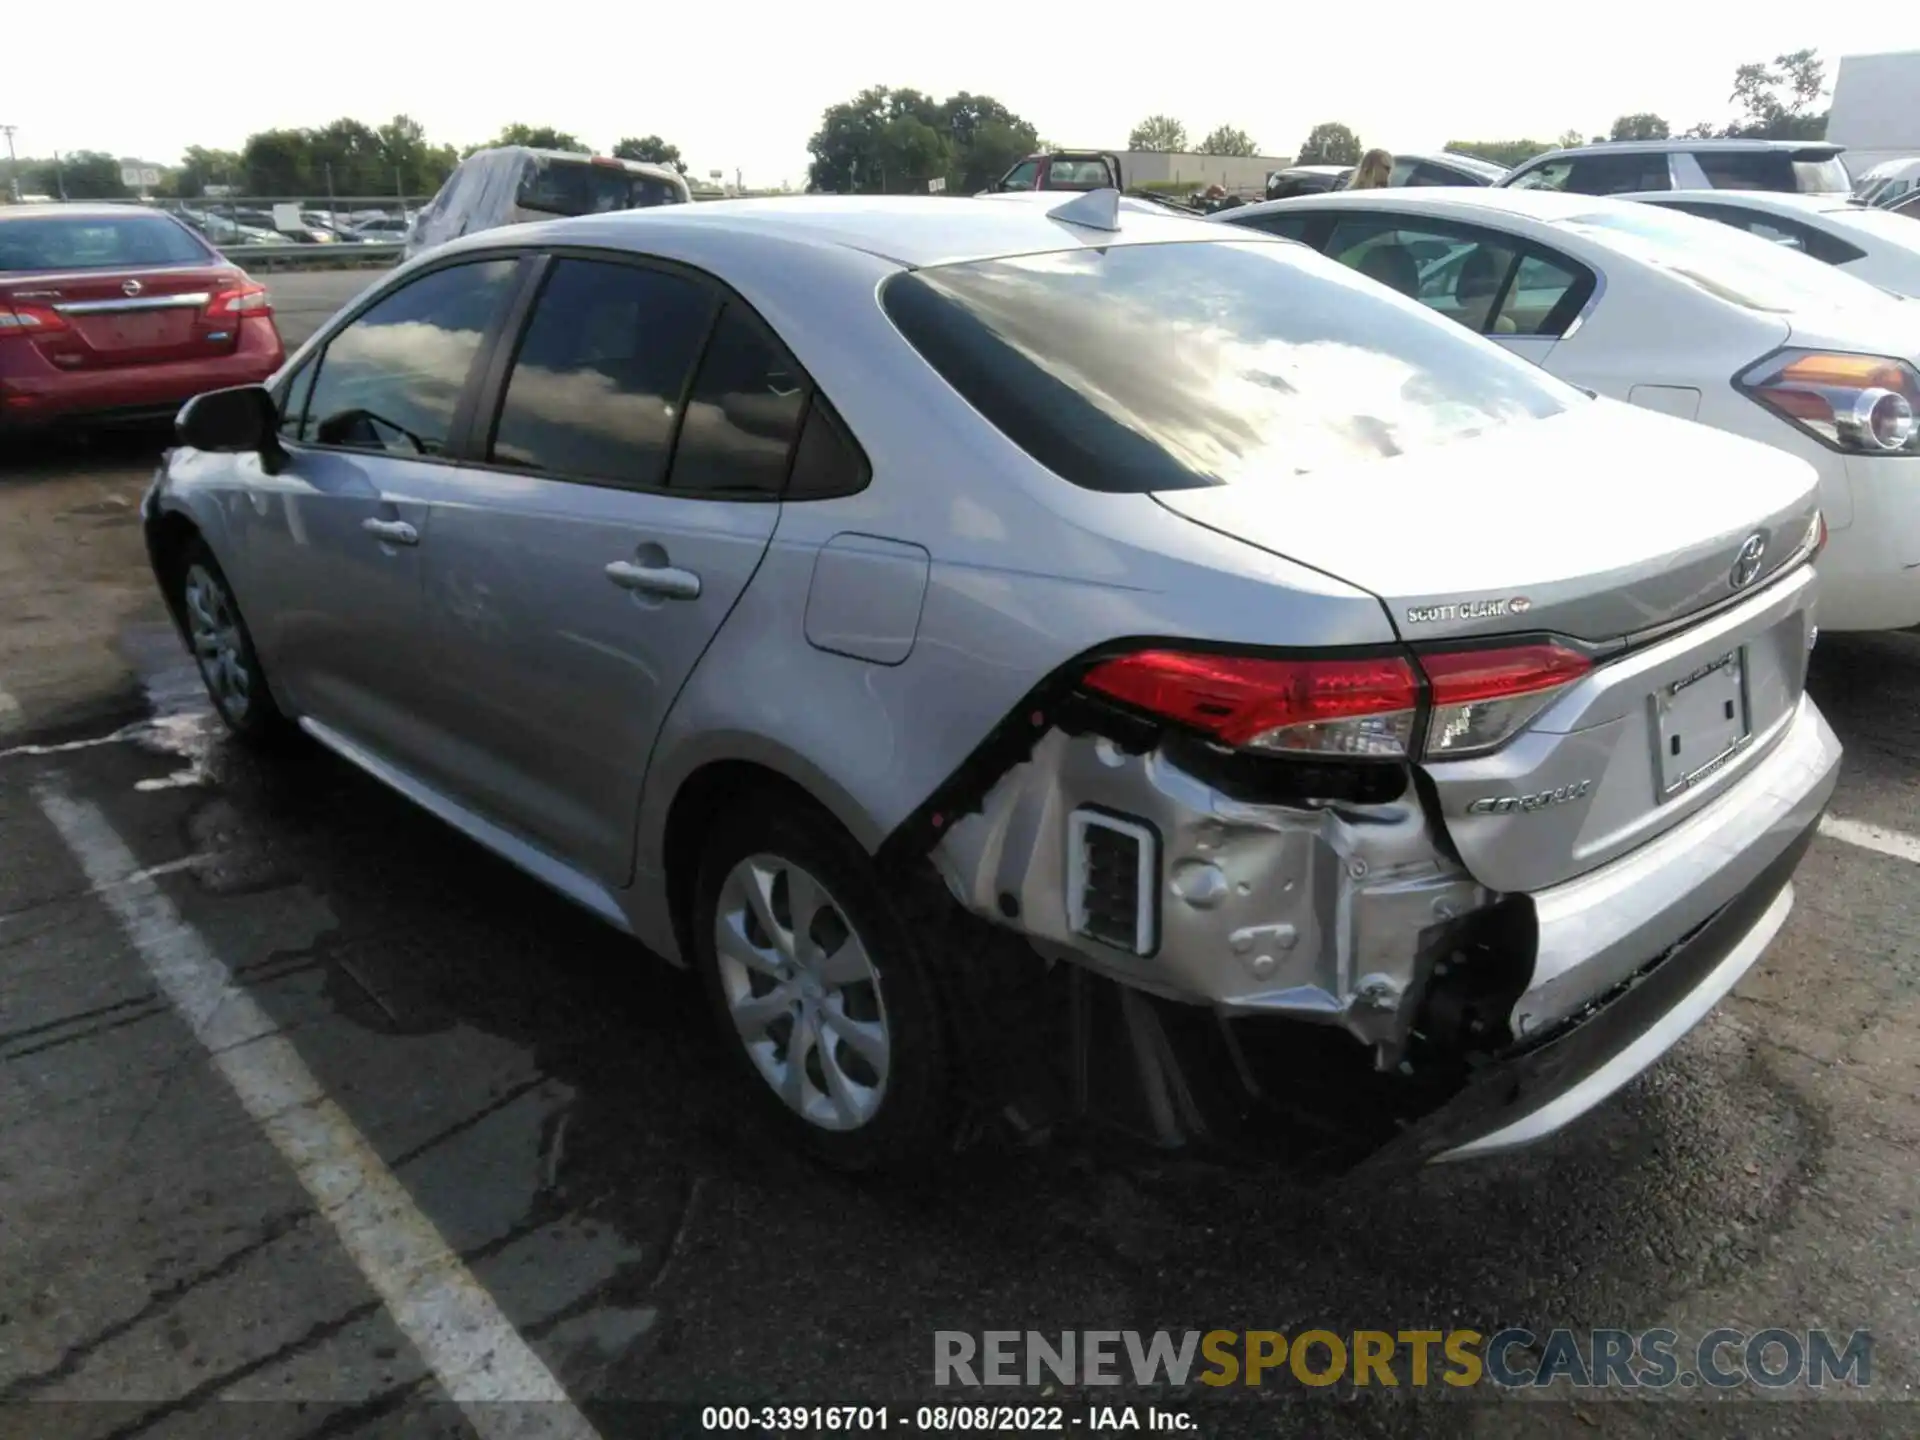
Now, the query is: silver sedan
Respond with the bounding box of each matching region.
[144,190,1841,1173]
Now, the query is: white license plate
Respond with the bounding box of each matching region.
[1655,649,1751,800]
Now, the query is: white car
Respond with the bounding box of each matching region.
[1216,187,1920,633]
[1621,190,1920,297]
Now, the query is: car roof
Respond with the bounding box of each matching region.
[0,202,184,222]
[441,192,1250,269]
[1514,138,1844,165]
[1620,188,1866,217]
[1399,150,1508,177]
[1226,186,1643,226]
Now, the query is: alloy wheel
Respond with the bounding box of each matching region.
[182,563,252,726]
[713,853,891,1131]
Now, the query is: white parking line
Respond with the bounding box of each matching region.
[1819,815,1920,866]
[35,784,602,1440]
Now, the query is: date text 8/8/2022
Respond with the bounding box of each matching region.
[701,1405,1196,1431]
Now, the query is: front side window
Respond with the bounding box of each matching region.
[1323,219,1591,337]
[0,213,213,271]
[998,161,1040,191]
[880,238,1577,494]
[1563,153,1672,195]
[488,257,717,486]
[301,258,518,454]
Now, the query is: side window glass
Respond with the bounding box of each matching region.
[1744,218,1809,252]
[1234,211,1318,243]
[786,394,871,500]
[1410,163,1464,187]
[1328,219,1518,334]
[488,258,717,487]
[999,161,1039,191]
[1494,253,1587,336]
[1509,161,1571,191]
[303,258,517,455]
[668,303,807,496]
[1693,150,1795,191]
[1564,154,1668,195]
[279,362,316,440]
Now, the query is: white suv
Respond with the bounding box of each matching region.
[1501,140,1852,198]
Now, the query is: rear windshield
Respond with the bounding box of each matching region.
[516,162,684,217]
[880,239,1577,493]
[1555,206,1889,313]
[0,212,211,271]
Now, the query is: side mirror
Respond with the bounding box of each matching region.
[177,384,277,453]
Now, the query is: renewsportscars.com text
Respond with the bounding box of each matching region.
[934,1328,1873,1390]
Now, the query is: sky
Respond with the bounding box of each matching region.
[8,4,1919,190]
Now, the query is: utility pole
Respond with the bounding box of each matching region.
[1,125,18,202]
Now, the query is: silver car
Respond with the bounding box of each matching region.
[144,191,1841,1173]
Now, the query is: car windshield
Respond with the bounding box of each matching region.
[516,161,682,217]
[0,213,210,271]
[880,239,1577,493]
[1555,206,1887,313]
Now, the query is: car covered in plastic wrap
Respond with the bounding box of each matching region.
[405,146,690,259]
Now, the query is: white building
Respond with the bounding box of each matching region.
[1826,50,1920,177]
[1115,150,1293,194]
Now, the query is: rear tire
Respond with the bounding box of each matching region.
[173,540,289,746]
[690,800,955,1173]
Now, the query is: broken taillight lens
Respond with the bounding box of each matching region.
[1418,642,1592,757]
[1079,649,1421,758]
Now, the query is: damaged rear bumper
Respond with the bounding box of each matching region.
[931,686,1839,1163]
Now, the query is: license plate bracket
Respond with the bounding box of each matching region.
[1654,648,1751,800]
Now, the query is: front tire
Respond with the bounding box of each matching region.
[175,541,287,745]
[691,802,954,1173]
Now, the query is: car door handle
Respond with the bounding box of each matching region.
[361,517,419,546]
[605,560,701,600]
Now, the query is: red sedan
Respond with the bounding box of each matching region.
[1,204,284,433]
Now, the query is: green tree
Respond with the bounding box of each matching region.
[938,92,1039,193]
[1296,122,1361,166]
[1128,115,1188,152]
[1680,120,1719,139]
[1609,112,1670,141]
[1443,138,1554,169]
[377,114,458,194]
[612,135,687,172]
[1556,128,1586,149]
[168,146,243,198]
[1724,50,1828,139]
[28,151,128,200]
[311,117,386,194]
[1198,125,1257,157]
[489,124,587,153]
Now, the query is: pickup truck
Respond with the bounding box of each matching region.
[985,151,1124,193]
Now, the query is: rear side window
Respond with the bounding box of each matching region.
[880,239,1576,494]
[1671,203,1869,266]
[667,302,808,496]
[488,257,717,486]
[786,395,870,499]
[0,213,211,271]
[1692,149,1796,191]
[302,258,518,453]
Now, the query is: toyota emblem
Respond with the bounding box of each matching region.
[1730,532,1767,590]
[121,278,143,296]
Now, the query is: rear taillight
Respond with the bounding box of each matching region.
[206,279,272,317]
[1737,349,1920,455]
[1080,639,1594,762]
[1419,642,1592,757]
[1081,650,1420,758]
[0,302,70,338]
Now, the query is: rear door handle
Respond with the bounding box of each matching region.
[361,517,419,546]
[605,560,701,600]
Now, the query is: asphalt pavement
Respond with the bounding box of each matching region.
[0,272,1916,1439]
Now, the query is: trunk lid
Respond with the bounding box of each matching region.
[1,263,247,369]
[1152,398,1819,644]
[1153,399,1824,895]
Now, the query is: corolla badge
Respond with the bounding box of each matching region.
[1730,532,1766,590]
[1465,779,1593,815]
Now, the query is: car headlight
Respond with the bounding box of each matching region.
[1737,348,1920,455]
